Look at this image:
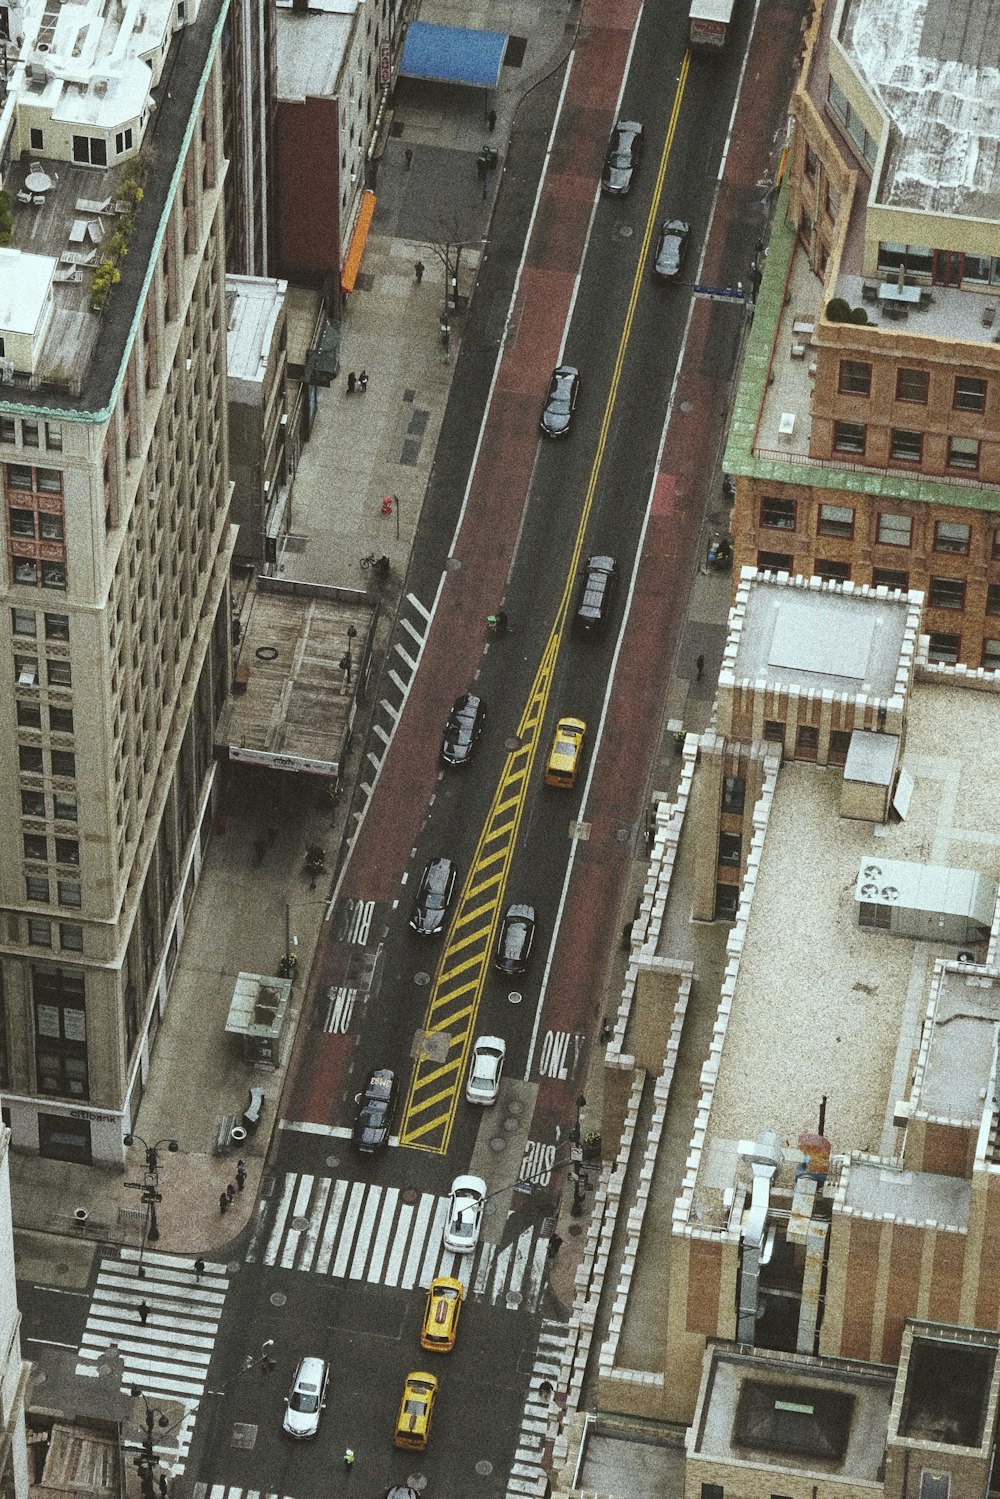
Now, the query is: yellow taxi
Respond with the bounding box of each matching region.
[545,716,587,788]
[420,1276,464,1353]
[393,1370,438,1450]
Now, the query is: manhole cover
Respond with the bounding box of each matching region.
[506,1290,523,1309]
[227,1260,241,1275]
[402,1187,420,1205]
[291,1216,310,1231]
[407,1478,428,1493]
[325,1156,341,1170]
[475,1460,493,1477]
[502,1117,518,1133]
[414,971,431,985]
[506,1100,523,1116]
[508,990,522,1005]
[679,400,693,413]
[504,735,522,751]
[269,1291,287,1307]
[619,224,633,238]
[445,556,462,570]
[231,1422,258,1450]
[489,1136,508,1152]
[483,1200,497,1217]
[568,1223,584,1237]
[616,826,631,842]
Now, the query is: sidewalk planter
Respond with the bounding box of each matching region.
[582,1132,602,1163]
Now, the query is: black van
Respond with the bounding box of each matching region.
[573,555,618,637]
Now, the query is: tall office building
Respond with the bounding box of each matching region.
[221,0,276,277]
[0,0,234,1163]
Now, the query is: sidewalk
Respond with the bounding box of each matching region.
[10,0,579,1264]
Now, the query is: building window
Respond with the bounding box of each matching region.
[59,923,84,953]
[49,707,74,734]
[25,875,50,902]
[53,793,77,822]
[890,429,923,463]
[838,360,871,395]
[927,632,960,664]
[954,376,986,412]
[13,558,37,586]
[51,750,76,777]
[833,421,865,454]
[713,886,738,921]
[929,577,966,610]
[877,513,912,547]
[805,144,819,179]
[11,608,36,635]
[829,730,852,764]
[873,568,909,590]
[40,562,66,590]
[815,559,851,581]
[55,838,79,865]
[45,423,62,452]
[987,585,1000,615]
[21,790,45,817]
[23,833,47,860]
[934,521,970,554]
[6,464,32,491]
[39,513,64,541]
[9,507,35,536]
[35,468,63,495]
[818,504,854,538]
[723,776,745,813]
[947,437,979,471]
[718,832,742,866]
[71,134,108,167]
[27,919,52,948]
[757,551,793,571]
[0,417,15,444]
[896,368,929,403]
[48,659,72,688]
[45,612,70,641]
[16,701,42,729]
[57,879,82,908]
[796,724,819,759]
[33,966,88,1099]
[763,720,785,744]
[827,76,878,167]
[18,745,43,773]
[22,422,39,448]
[115,127,134,154]
[825,182,839,218]
[30,127,44,150]
[877,243,934,277]
[983,640,1000,670]
[760,496,796,530]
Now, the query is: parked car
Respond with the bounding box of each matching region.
[540,365,580,438]
[494,904,536,976]
[441,692,487,767]
[352,1066,397,1153]
[420,1276,464,1352]
[466,1036,507,1104]
[652,219,690,282]
[410,857,458,936]
[544,717,587,789]
[602,120,644,195]
[573,555,618,638]
[443,1174,487,1253]
[282,1356,329,1438]
[394,1371,438,1451]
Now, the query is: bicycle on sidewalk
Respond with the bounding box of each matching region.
[360,552,391,580]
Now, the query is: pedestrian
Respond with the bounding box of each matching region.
[488,108,497,132]
[358,370,368,393]
[252,836,265,864]
[158,1475,168,1499]
[194,1258,205,1282]
[404,146,413,170]
[343,1448,355,1471]
[600,1017,612,1043]
[346,371,356,394]
[219,1190,229,1215]
[696,653,705,681]
[226,1182,236,1203]
[414,259,424,283]
[137,1300,150,1325]
[547,1232,563,1261]
[538,1380,554,1400]
[236,1159,247,1191]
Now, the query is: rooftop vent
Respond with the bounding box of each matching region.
[94,76,108,95]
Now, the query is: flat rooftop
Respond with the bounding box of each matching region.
[839,0,1000,218]
[691,1346,895,1479]
[692,678,1000,1221]
[276,0,355,101]
[916,964,1000,1120]
[226,276,288,392]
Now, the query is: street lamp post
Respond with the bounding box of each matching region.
[570,1094,587,1146]
[123,1134,178,1251]
[128,1388,176,1499]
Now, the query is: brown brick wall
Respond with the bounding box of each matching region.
[838,1217,881,1359]
[880,1224,924,1363]
[974,1174,1000,1327]
[918,1119,975,1178]
[687,1237,724,1337]
[926,1231,965,1325]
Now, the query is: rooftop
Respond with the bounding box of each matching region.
[226,275,288,392]
[275,0,357,102]
[691,675,1000,1224]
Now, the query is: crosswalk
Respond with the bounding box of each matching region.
[250,1172,551,1311]
[506,1321,569,1499]
[75,1248,230,1473]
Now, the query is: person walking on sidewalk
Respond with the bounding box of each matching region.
[343,1449,356,1472]
[488,108,497,132]
[236,1159,247,1191]
[137,1300,150,1325]
[346,371,356,394]
[226,1182,236,1204]
[696,653,705,681]
[358,370,369,393]
[547,1232,563,1260]
[194,1258,205,1282]
[219,1190,229,1215]
[404,147,413,170]
[414,259,424,283]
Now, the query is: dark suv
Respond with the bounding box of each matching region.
[573,555,618,637]
[410,856,458,936]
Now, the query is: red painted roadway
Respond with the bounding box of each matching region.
[284,0,804,1128]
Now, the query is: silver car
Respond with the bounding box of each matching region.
[443,1174,487,1254]
[466,1036,506,1105]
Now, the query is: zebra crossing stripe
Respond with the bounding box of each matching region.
[258,1173,548,1310]
[503,1320,570,1499]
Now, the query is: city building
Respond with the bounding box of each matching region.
[225,274,289,565]
[0,1129,29,1499]
[577,571,1000,1430]
[221,0,277,278]
[0,0,234,1162]
[726,0,1000,670]
[273,0,390,290]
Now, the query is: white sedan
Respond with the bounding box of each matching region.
[442,1174,487,1254]
[466,1036,506,1105]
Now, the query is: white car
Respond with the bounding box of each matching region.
[282,1356,329,1438]
[466,1036,506,1105]
[442,1174,487,1254]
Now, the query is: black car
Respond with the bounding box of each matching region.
[494,903,537,976]
[352,1067,397,1153]
[441,692,487,767]
[573,555,618,638]
[410,856,458,936]
[653,219,690,282]
[540,365,580,438]
[601,120,643,196]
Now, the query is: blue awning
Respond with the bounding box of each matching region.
[399,22,508,88]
